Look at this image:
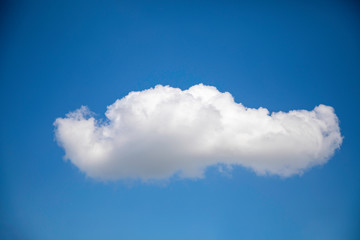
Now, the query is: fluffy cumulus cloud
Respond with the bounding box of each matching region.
[54,84,342,180]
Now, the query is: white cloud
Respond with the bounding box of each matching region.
[54,84,342,180]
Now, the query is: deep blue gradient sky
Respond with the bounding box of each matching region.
[1,0,360,239]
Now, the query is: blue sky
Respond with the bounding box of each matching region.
[1,0,360,239]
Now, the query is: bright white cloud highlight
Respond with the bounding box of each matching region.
[54,84,342,180]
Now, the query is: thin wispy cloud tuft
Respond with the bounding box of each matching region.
[54,84,342,180]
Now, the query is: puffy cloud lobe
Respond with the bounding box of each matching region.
[54,84,342,180]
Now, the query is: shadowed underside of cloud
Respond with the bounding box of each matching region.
[54,84,342,180]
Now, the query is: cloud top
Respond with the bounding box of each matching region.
[54,84,342,180]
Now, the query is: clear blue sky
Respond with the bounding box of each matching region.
[1,0,360,239]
